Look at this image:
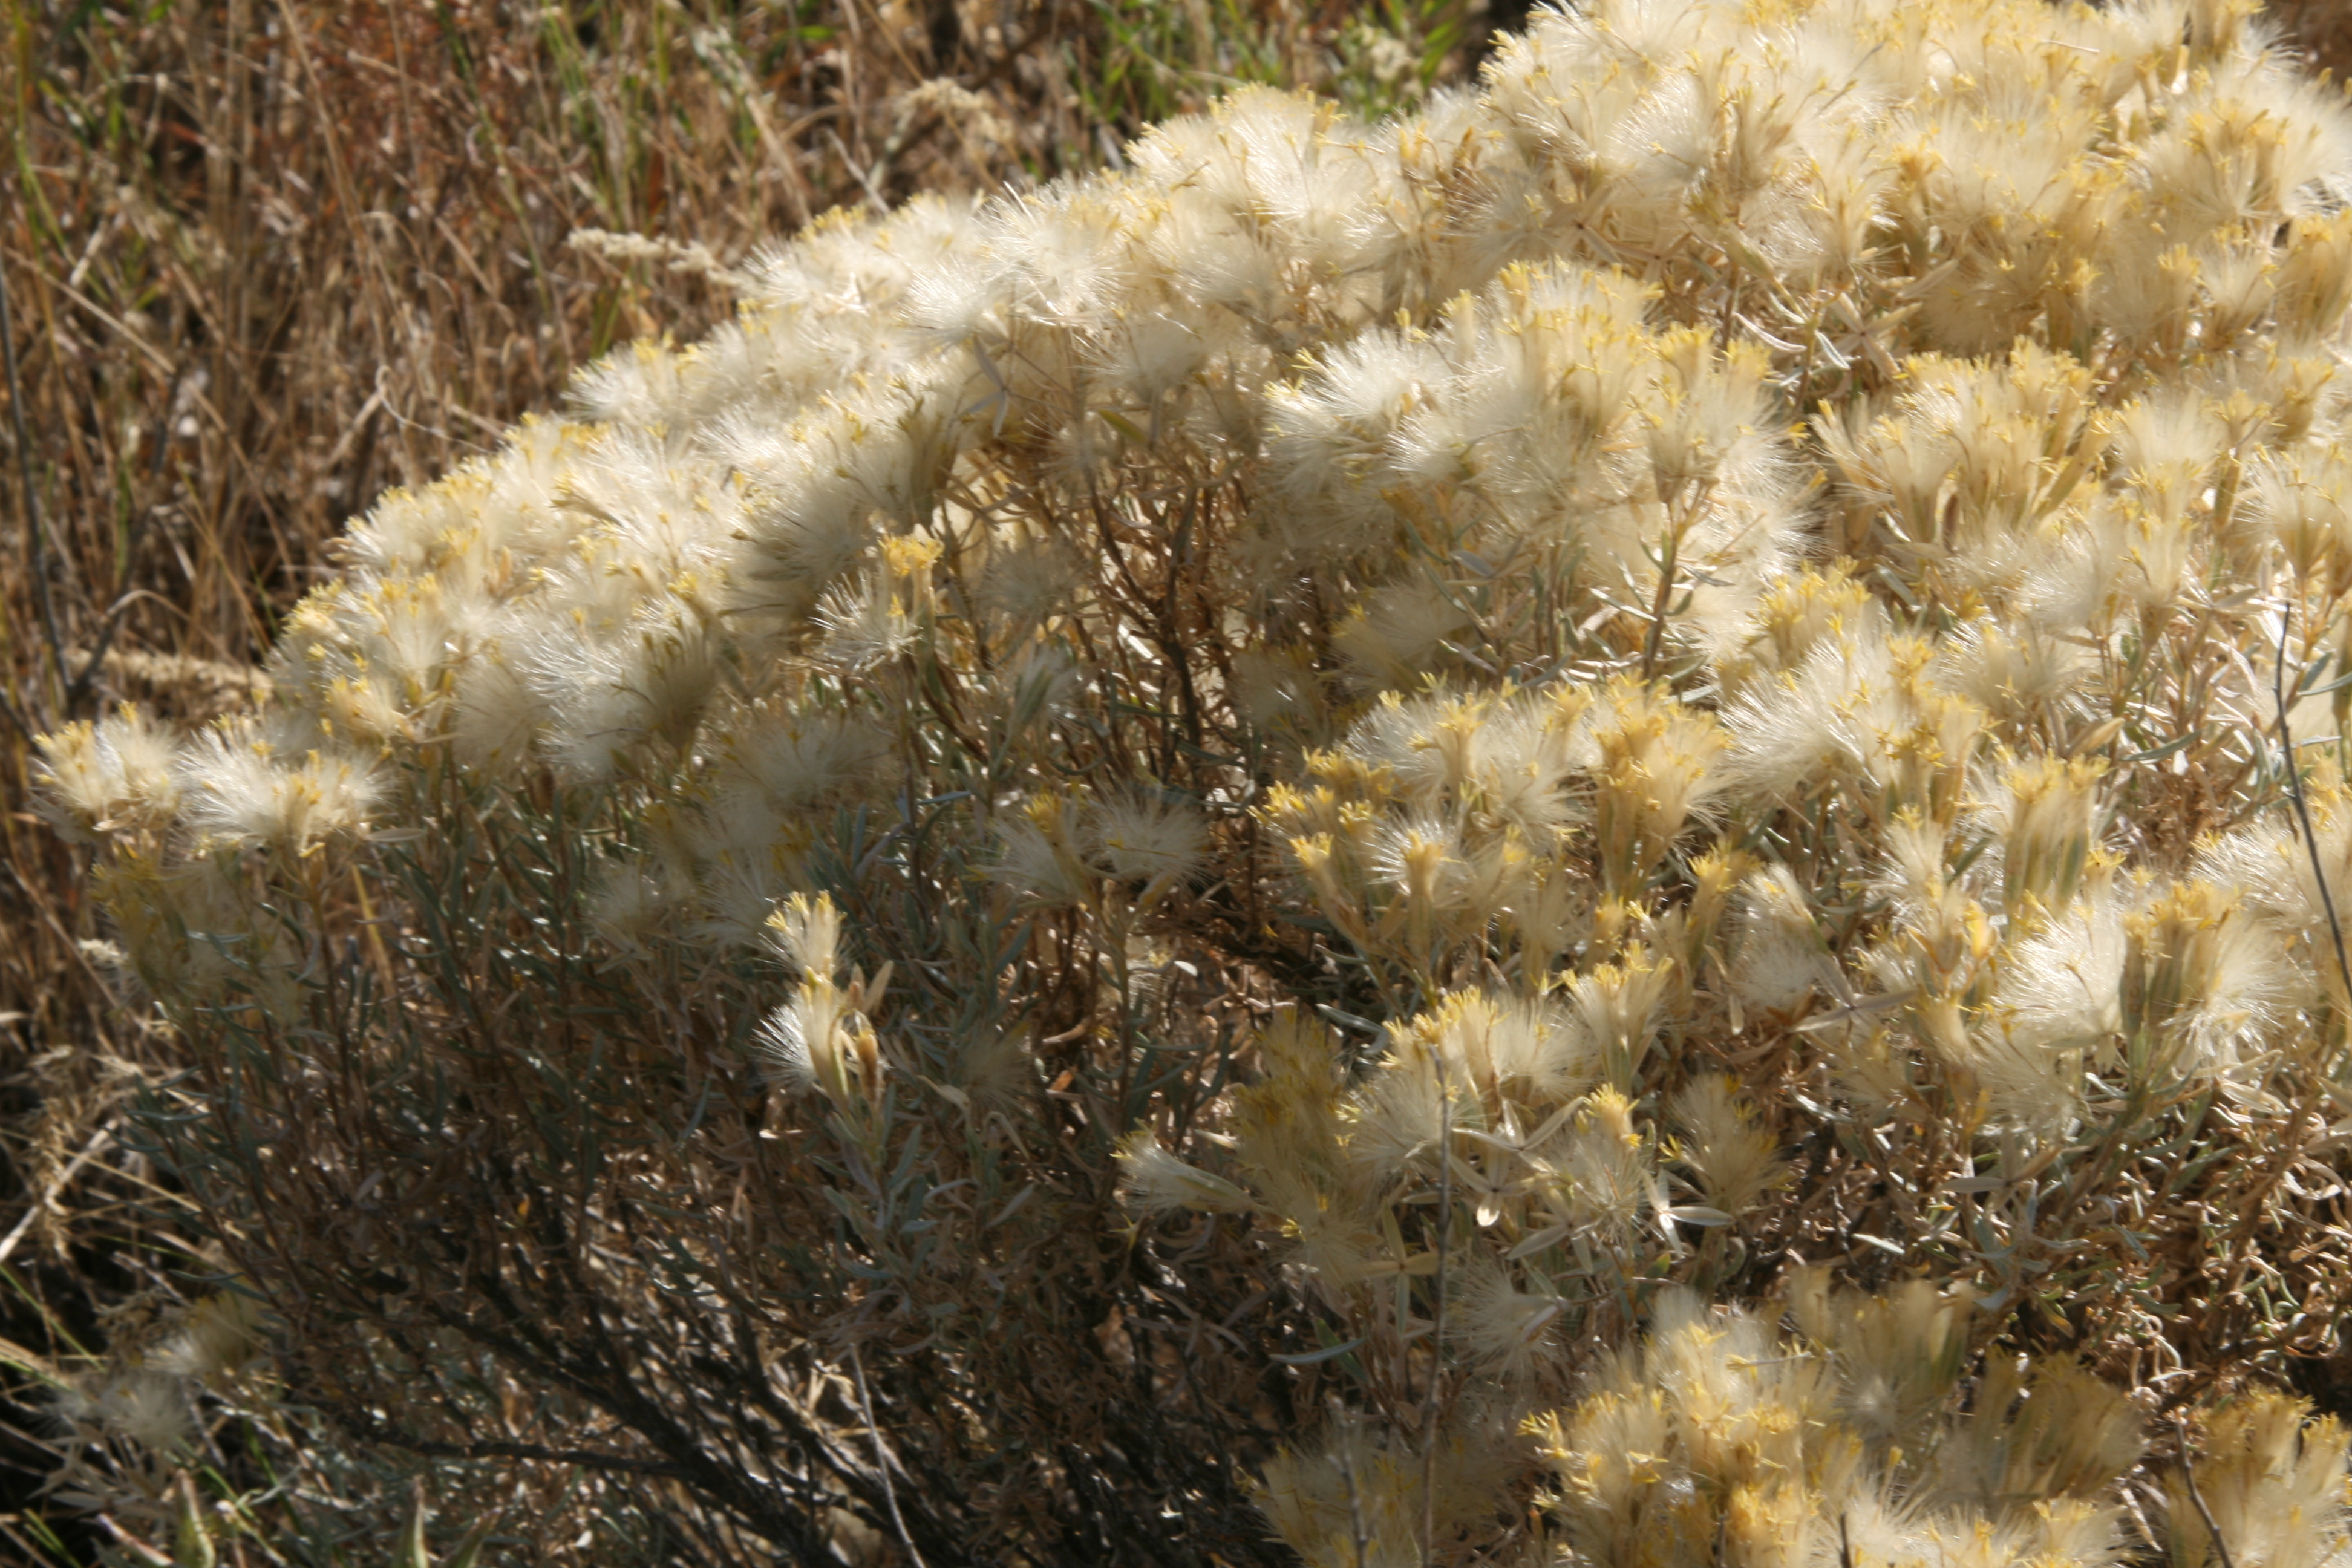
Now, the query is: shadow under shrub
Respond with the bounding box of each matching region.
[140,765,1299,1563]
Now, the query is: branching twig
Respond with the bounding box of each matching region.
[0,1123,115,1271]
[2217,596,2352,1289]
[2174,1414,2238,1568]
[1422,1056,1452,1568]
[63,360,185,714]
[2275,600,2352,1007]
[852,1343,930,1568]
[1330,1397,1371,1568]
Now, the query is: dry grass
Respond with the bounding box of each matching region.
[0,1,1478,1555]
[2269,0,2352,79]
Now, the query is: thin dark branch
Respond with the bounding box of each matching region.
[64,359,186,713]
[1330,1397,1370,1568]
[2173,1415,2238,1568]
[0,251,67,715]
[851,1344,930,1568]
[329,1406,705,1481]
[1422,1057,1452,1568]
[2274,601,2352,1005]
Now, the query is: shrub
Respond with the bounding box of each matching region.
[40,0,2352,1561]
